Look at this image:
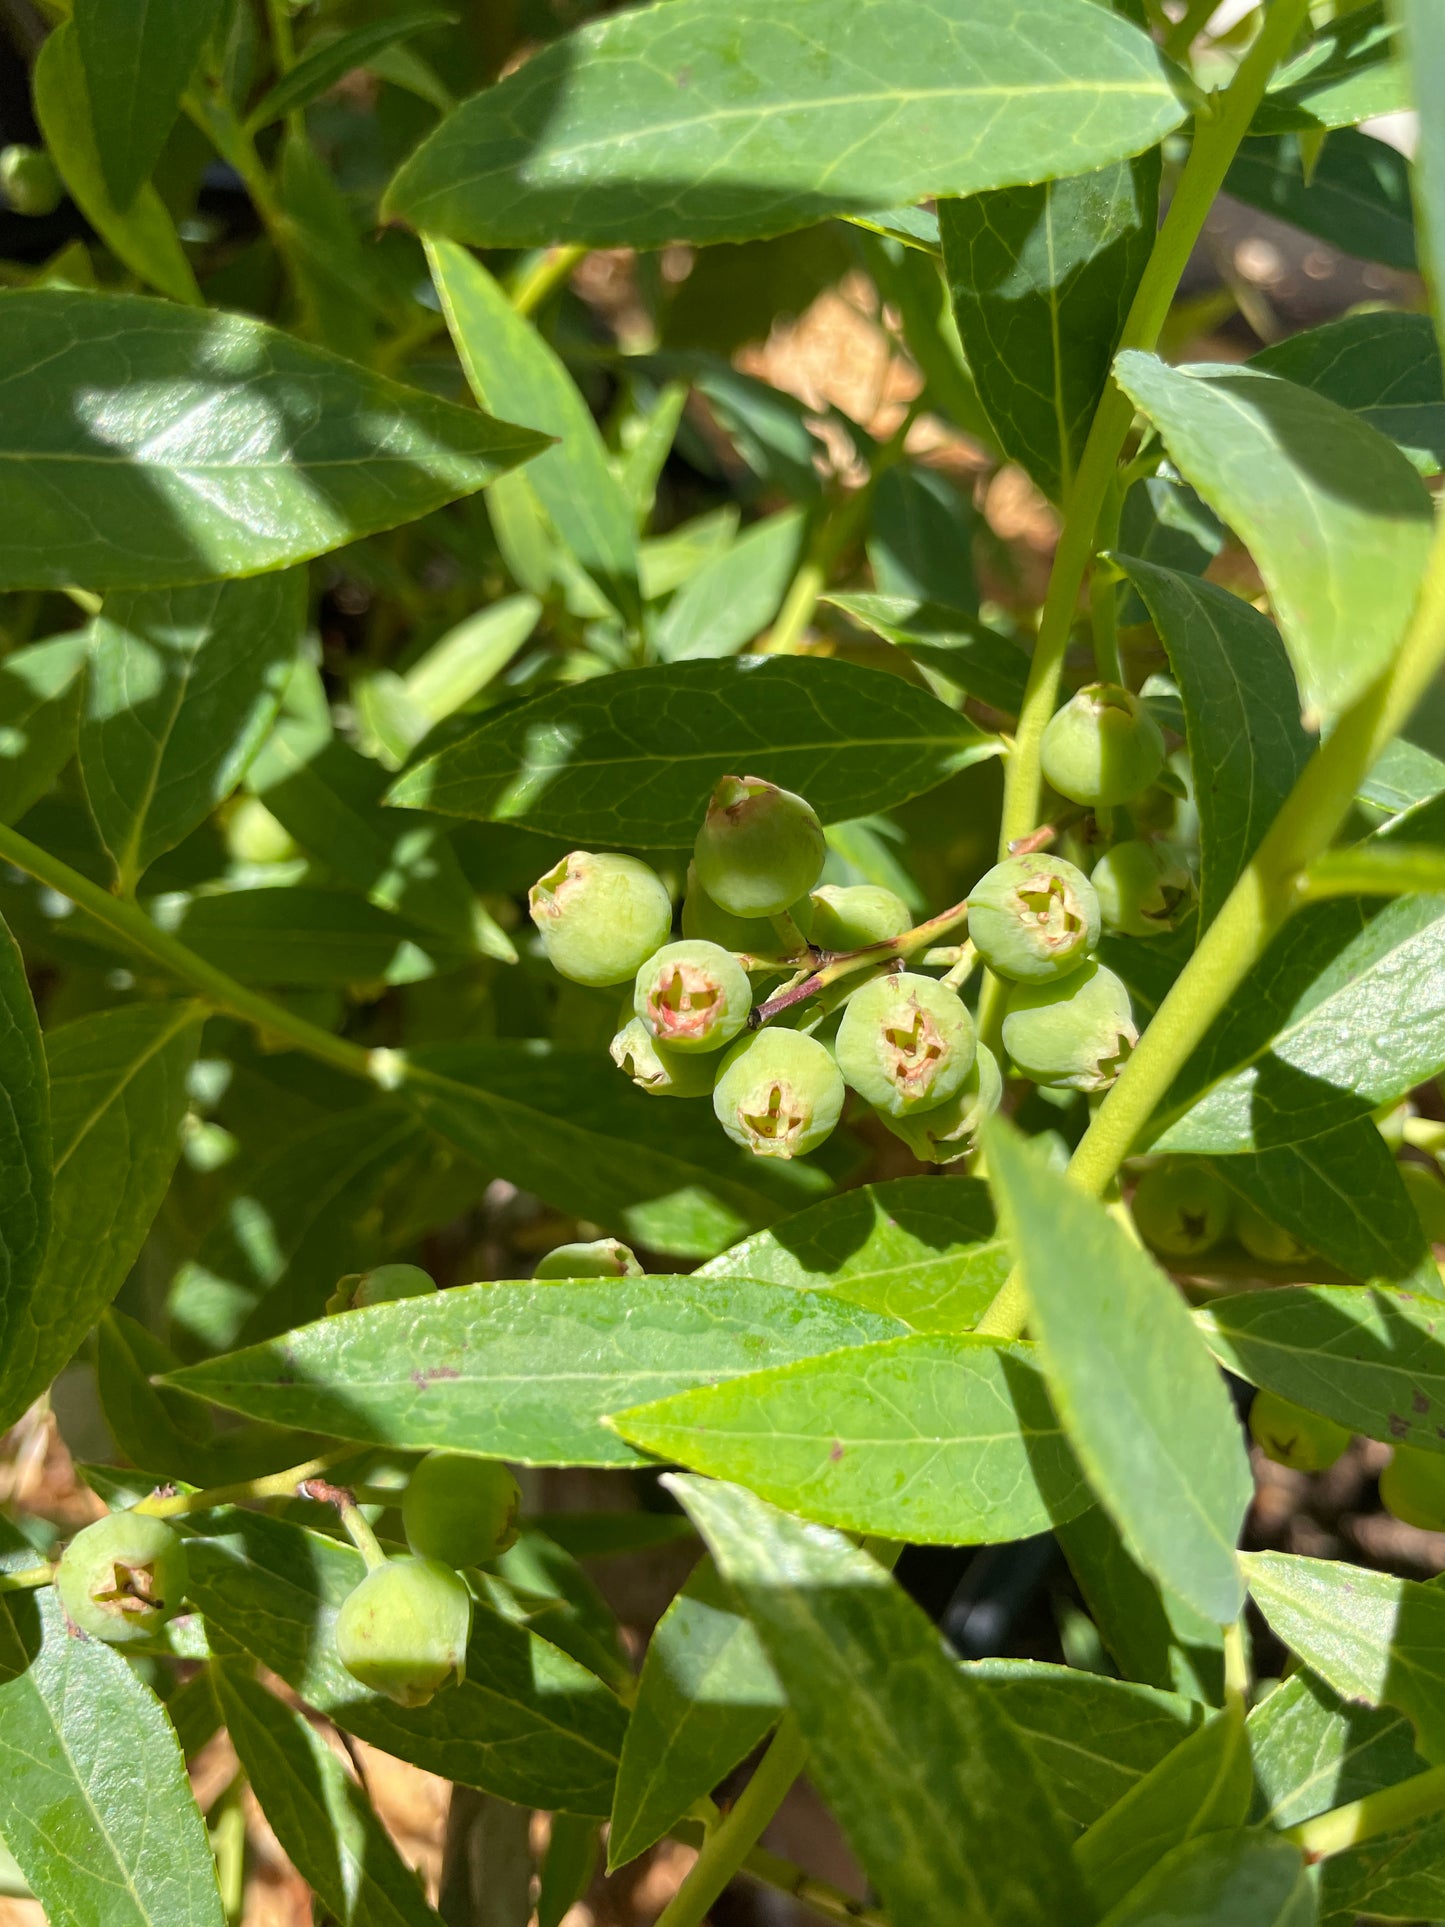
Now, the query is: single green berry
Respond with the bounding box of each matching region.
[713,1027,844,1160]
[634,940,751,1054]
[967,855,1100,984]
[1002,961,1137,1092]
[327,1262,437,1314]
[693,775,826,919]
[1381,1446,1445,1531]
[609,1014,717,1098]
[227,795,299,866]
[1131,1161,1233,1259]
[1248,1390,1350,1473]
[680,862,786,955]
[534,1238,643,1279]
[834,970,976,1117]
[0,144,63,217]
[402,1452,521,1567]
[1040,683,1167,808]
[1402,1162,1445,1243]
[56,1512,189,1645]
[529,852,672,988]
[1091,841,1194,938]
[881,1044,1003,1164]
[334,1556,472,1707]
[806,884,912,953]
[1234,1200,1311,1268]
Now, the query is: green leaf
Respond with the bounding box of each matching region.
[1113,352,1434,724]
[214,1664,444,1927]
[1252,312,1444,476]
[537,1815,599,1927]
[386,656,998,842]
[986,1120,1251,1625]
[1243,1550,1445,1763]
[1226,130,1415,272]
[940,154,1158,503]
[73,0,225,207]
[825,593,1030,714]
[0,1001,198,1435]
[400,594,543,731]
[277,130,391,367]
[1248,1671,1428,1832]
[1055,1506,1225,1704]
[80,571,305,892]
[0,289,547,593]
[1098,1831,1314,1927]
[1400,0,1445,341]
[0,634,87,826]
[611,1334,1091,1544]
[671,1475,1089,1926]
[1075,1699,1252,1915]
[183,1508,625,1814]
[1116,477,1224,620]
[1152,895,1445,1153]
[653,508,807,662]
[1199,1285,1445,1459]
[609,1557,782,1870]
[1304,843,1445,899]
[0,916,50,1378]
[1320,1822,1445,1923]
[246,7,457,131]
[0,1576,224,1927]
[866,464,977,612]
[165,1278,904,1467]
[427,239,640,625]
[1255,3,1404,135]
[156,886,462,987]
[1116,562,1310,932]
[33,24,202,306]
[382,0,1184,249]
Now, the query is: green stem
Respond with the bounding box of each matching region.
[1287,1763,1445,1862]
[653,1717,811,1927]
[133,1451,350,1520]
[0,1564,53,1593]
[744,1847,887,1927]
[752,898,969,1026]
[996,0,1312,857]
[339,1501,389,1570]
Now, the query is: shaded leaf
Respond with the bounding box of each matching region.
[825,593,1029,714]
[1248,1670,1429,1831]
[1255,3,1404,135]
[1252,311,1444,476]
[0,634,87,827]
[866,464,977,612]
[157,887,463,987]
[1400,0,1445,348]
[1226,129,1415,272]
[1099,1830,1314,1927]
[0,917,49,1387]
[73,0,225,207]
[1055,1506,1225,1704]
[653,508,807,662]
[1318,1810,1445,1924]
[247,8,457,131]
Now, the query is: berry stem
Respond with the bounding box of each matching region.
[133,1451,353,1519]
[336,1500,390,1572]
[0,1563,54,1593]
[652,1716,811,1927]
[751,898,969,1026]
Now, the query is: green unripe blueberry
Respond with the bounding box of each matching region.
[1235,1200,1311,1268]
[1001,960,1137,1093]
[1248,1390,1350,1473]
[1041,683,1167,808]
[834,970,976,1117]
[56,1512,189,1645]
[680,862,785,955]
[609,1015,717,1098]
[693,775,826,918]
[634,940,751,1054]
[806,885,912,953]
[327,1262,437,1314]
[534,1238,643,1279]
[334,1556,472,1707]
[967,855,1101,984]
[227,795,299,865]
[881,1043,1002,1164]
[1381,1447,1445,1531]
[402,1451,521,1567]
[529,851,672,988]
[1092,841,1194,938]
[713,1027,844,1160]
[1402,1162,1445,1243]
[0,144,63,217]
[1131,1161,1233,1259]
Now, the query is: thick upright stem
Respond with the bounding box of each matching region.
[653,1718,811,1927]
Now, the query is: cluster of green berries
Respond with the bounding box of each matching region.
[1130,1160,1312,1267]
[1247,1390,1445,1537]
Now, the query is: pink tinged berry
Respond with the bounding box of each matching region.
[634,940,751,1054]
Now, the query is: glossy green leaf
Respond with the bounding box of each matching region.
[1117,561,1309,932]
[653,508,807,662]
[825,593,1029,714]
[494,1531,630,1694]
[214,1664,444,1927]
[427,239,640,625]
[73,0,225,207]
[1252,312,1444,476]
[183,1508,625,1813]
[698,1175,1008,1332]
[612,1334,1091,1544]
[1075,1699,1252,1915]
[247,8,456,131]
[1248,1671,1428,1832]
[1200,1286,1445,1459]
[940,154,1157,503]
[0,289,547,593]
[1243,1550,1445,1763]
[383,0,1184,249]
[81,571,305,891]
[400,594,542,729]
[33,25,202,306]
[986,1120,1251,1625]
[387,656,997,842]
[866,464,978,612]
[1113,352,1434,723]
[1055,1506,1225,1704]
[166,1278,904,1467]
[1098,1830,1314,1927]
[672,1475,1089,1926]
[1255,3,1405,135]
[609,1557,782,1870]
[0,917,49,1395]
[1318,1810,1445,1923]
[157,887,462,987]
[0,1001,198,1435]
[1153,895,1445,1153]
[0,1571,223,1927]
[1226,130,1415,272]
[0,634,87,826]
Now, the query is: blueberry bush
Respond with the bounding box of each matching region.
[0,1,1443,1922]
